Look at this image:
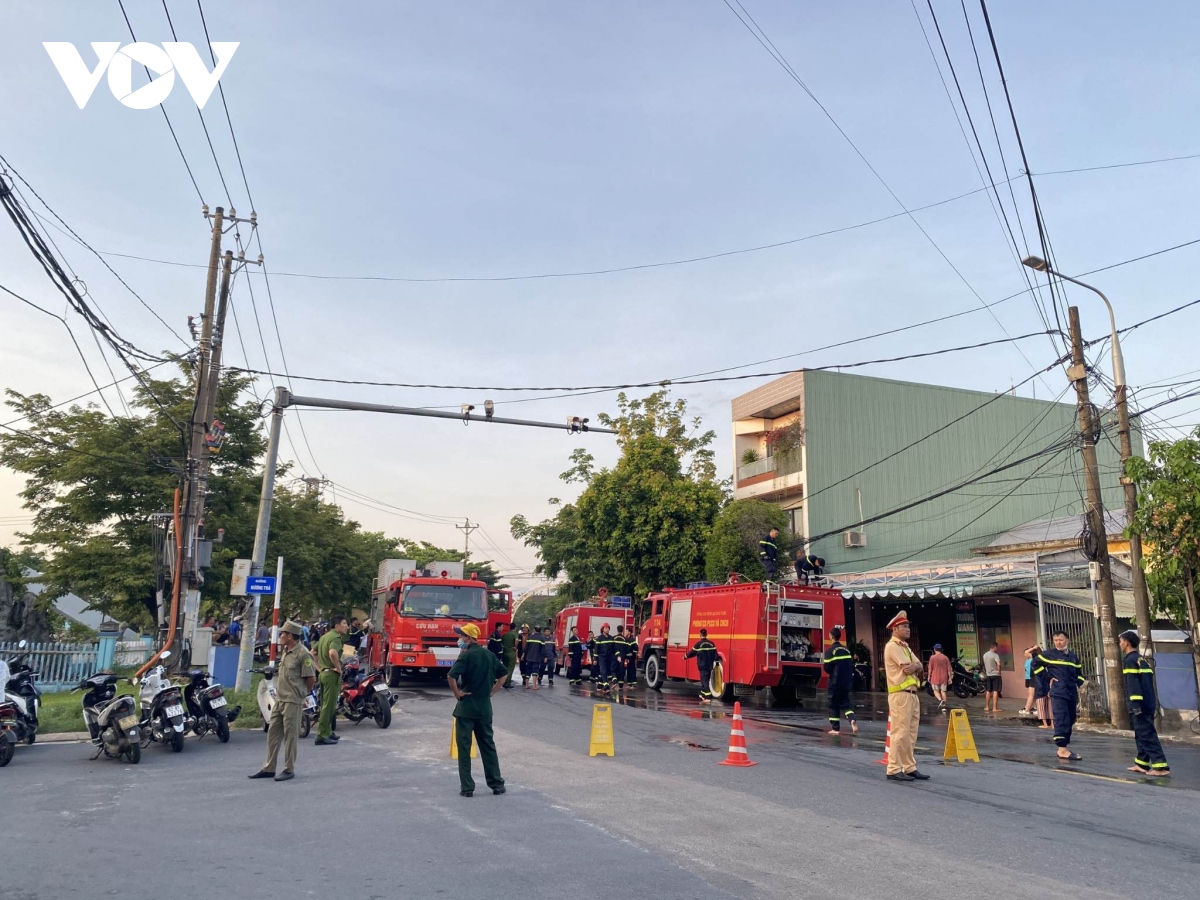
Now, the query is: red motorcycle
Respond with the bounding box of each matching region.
[337,657,394,729]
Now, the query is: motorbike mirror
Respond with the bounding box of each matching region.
[160,650,172,660]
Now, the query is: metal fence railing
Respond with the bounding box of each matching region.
[0,640,99,692]
[1042,599,1109,717]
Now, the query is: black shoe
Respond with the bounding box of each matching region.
[887,773,915,782]
[315,738,337,745]
[908,770,930,781]
[330,732,340,741]
[248,770,275,779]
[492,786,506,795]
[274,771,295,782]
[460,790,473,798]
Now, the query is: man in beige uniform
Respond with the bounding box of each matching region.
[249,620,316,782]
[883,611,929,782]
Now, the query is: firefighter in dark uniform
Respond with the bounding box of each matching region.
[1120,629,1170,776]
[594,624,617,694]
[822,625,857,734]
[1033,630,1086,761]
[794,551,825,584]
[684,628,718,704]
[566,626,585,685]
[621,625,638,688]
[613,625,634,690]
[758,528,779,581]
[523,626,546,690]
[487,624,505,665]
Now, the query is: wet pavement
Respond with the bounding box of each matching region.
[534,677,1200,790]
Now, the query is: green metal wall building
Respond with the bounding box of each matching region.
[731,369,1132,573]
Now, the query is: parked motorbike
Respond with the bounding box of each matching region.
[951,657,987,698]
[137,651,186,752]
[301,685,318,739]
[0,698,19,766]
[0,639,40,745]
[336,657,394,729]
[183,670,240,742]
[250,665,278,732]
[77,673,141,764]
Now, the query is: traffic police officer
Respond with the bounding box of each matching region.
[684,628,718,703]
[313,614,348,745]
[758,528,780,580]
[822,625,857,734]
[883,611,927,781]
[501,622,518,689]
[1120,629,1170,776]
[1033,630,1086,761]
[447,624,506,798]
[566,626,585,684]
[249,620,315,782]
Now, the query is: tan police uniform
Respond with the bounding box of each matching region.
[883,611,921,776]
[263,621,316,776]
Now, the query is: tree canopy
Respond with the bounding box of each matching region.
[704,498,788,583]
[511,389,727,612]
[0,367,434,628]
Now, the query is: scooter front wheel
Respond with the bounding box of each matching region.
[299,713,312,739]
[0,738,14,767]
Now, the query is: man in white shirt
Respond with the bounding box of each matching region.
[982,643,1003,713]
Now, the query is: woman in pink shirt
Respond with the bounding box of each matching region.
[926,644,952,711]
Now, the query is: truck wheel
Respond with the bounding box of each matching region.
[643,652,664,692]
[770,685,797,706]
[388,666,403,688]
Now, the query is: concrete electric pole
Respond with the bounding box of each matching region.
[456,518,479,561]
[1066,306,1128,729]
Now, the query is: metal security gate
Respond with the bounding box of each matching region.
[0,641,99,692]
[1041,599,1109,718]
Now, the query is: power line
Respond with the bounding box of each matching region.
[89,155,1199,285]
[226,331,1057,393]
[116,0,205,205]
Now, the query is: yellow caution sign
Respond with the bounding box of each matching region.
[450,718,478,759]
[588,703,615,757]
[943,708,980,763]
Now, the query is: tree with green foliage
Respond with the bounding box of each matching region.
[0,367,401,629]
[705,499,788,583]
[512,390,726,611]
[1127,430,1200,688]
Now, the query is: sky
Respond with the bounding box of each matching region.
[3,1,1199,594]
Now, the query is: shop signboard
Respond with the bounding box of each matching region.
[954,599,979,665]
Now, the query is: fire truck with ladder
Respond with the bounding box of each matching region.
[637,577,846,703]
[366,559,513,686]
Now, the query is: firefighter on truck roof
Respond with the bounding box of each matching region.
[684,628,718,704]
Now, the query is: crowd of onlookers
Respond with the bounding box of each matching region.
[203,614,372,655]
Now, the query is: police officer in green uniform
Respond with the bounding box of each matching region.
[314,614,348,745]
[249,620,315,782]
[500,622,518,689]
[447,623,507,798]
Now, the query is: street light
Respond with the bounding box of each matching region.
[1022,255,1152,657]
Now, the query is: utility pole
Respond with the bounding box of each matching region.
[299,476,328,498]
[235,387,286,691]
[1067,306,1128,729]
[456,518,479,561]
[178,207,226,654]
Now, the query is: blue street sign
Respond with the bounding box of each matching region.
[246,576,277,595]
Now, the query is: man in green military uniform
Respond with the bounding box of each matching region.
[314,614,348,745]
[447,623,507,797]
[500,621,518,689]
[249,620,315,782]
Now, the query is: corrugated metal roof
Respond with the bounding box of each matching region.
[985,511,1128,548]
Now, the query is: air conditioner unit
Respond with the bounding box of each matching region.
[843,531,867,549]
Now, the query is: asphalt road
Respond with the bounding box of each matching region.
[2,680,1198,900]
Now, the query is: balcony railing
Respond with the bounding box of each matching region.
[737,452,802,483]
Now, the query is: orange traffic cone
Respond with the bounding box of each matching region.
[874,712,892,765]
[719,701,758,767]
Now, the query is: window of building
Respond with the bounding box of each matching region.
[977,605,1013,670]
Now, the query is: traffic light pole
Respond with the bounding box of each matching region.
[234,388,614,687]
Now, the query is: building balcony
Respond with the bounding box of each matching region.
[734,452,804,500]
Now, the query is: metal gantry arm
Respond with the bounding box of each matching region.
[234,387,615,689]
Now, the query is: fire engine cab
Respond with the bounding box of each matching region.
[367,559,512,686]
[638,578,845,703]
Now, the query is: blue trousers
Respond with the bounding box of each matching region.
[1051,694,1077,747]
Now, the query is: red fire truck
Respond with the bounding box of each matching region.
[638,579,846,702]
[551,597,634,679]
[367,559,513,685]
